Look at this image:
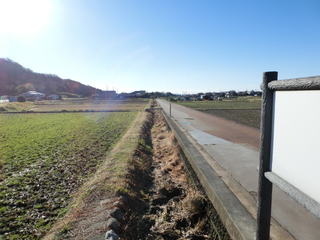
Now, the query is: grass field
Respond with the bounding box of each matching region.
[177,96,262,128]
[0,100,145,239]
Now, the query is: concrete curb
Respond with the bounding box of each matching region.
[161,109,257,240]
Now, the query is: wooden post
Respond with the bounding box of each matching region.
[256,71,278,240]
[170,102,172,117]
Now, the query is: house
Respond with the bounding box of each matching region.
[102,90,117,99]
[118,92,129,99]
[130,90,146,97]
[20,91,45,101]
[0,96,9,103]
[91,94,100,100]
[93,90,118,99]
[0,95,17,102]
[9,96,17,102]
[47,94,61,100]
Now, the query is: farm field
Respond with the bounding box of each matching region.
[177,96,262,128]
[0,111,139,239]
[0,98,148,112]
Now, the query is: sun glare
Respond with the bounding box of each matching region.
[0,0,52,36]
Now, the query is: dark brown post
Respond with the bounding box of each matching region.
[256,71,278,240]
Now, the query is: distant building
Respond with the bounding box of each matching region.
[118,92,129,99]
[0,95,17,102]
[0,95,9,103]
[9,96,17,102]
[20,91,45,101]
[103,90,117,99]
[47,94,61,100]
[130,90,146,97]
[91,94,99,99]
[92,90,118,99]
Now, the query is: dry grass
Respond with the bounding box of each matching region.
[33,99,148,112]
[0,98,148,112]
[42,102,151,239]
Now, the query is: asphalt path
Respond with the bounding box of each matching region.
[157,99,320,240]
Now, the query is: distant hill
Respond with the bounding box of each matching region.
[0,58,101,97]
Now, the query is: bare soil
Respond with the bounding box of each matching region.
[203,109,261,129]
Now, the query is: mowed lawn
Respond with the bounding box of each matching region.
[0,111,138,239]
[177,96,262,129]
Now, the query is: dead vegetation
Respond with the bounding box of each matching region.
[121,106,230,240]
[42,101,230,240]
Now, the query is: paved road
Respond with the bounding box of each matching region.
[157,99,320,240]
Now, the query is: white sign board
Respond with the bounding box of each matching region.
[271,90,320,204]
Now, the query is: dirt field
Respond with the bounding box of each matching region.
[0,98,148,112]
[177,97,261,129]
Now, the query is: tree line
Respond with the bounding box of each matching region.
[0,58,100,97]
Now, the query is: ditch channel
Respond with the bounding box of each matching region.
[47,102,231,240]
[120,104,230,239]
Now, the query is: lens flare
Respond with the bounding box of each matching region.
[0,0,52,36]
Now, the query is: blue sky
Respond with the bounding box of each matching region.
[1,0,319,93]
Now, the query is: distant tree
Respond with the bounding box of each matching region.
[77,85,92,97]
[249,90,256,96]
[229,90,238,97]
[16,85,27,94]
[17,96,26,102]
[0,58,101,96]
[16,83,35,93]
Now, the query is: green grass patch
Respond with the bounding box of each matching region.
[0,112,137,239]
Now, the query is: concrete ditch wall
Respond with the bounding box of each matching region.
[160,109,257,240]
